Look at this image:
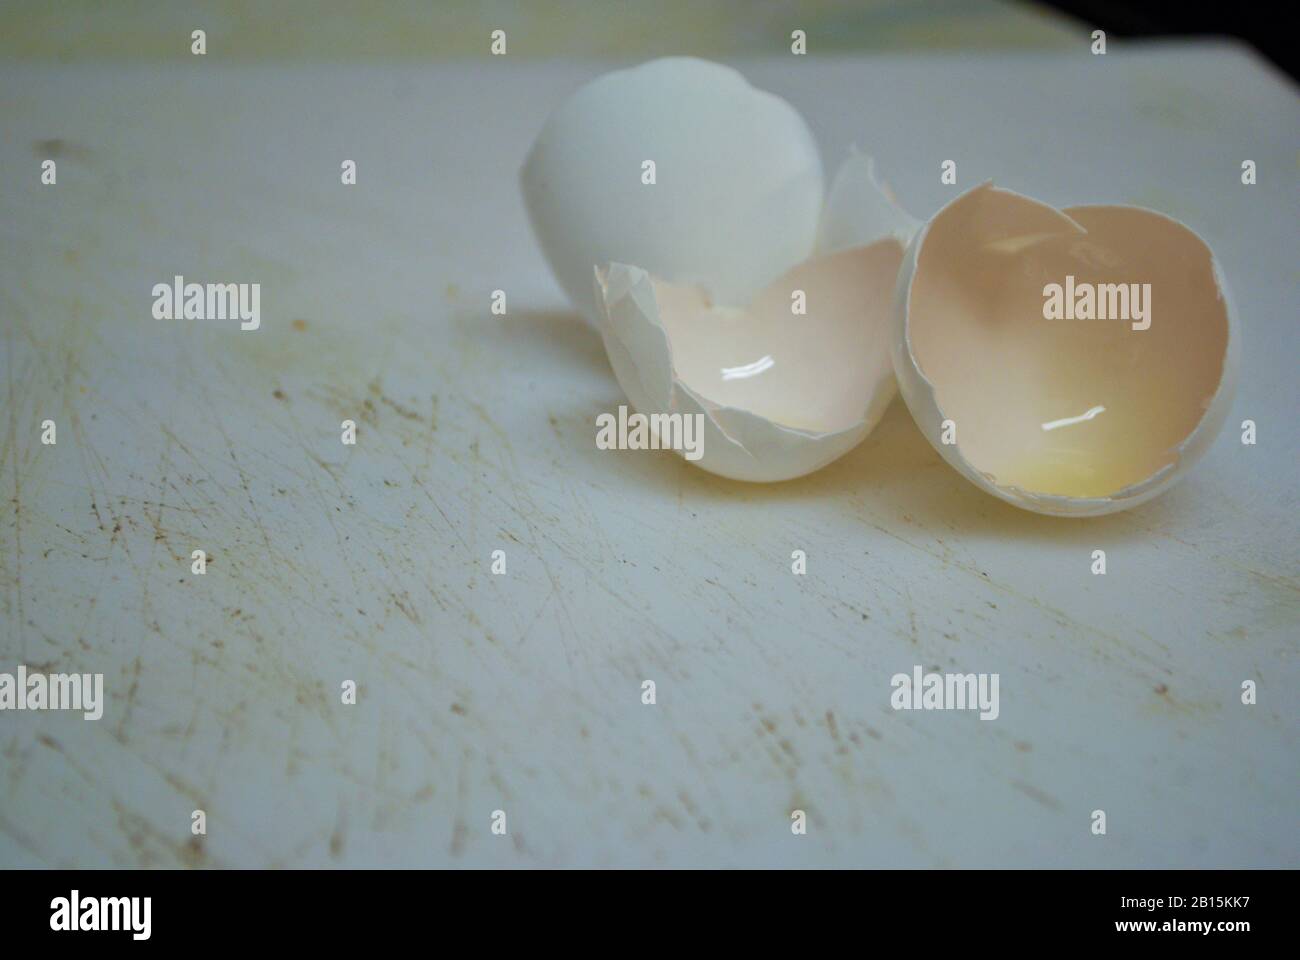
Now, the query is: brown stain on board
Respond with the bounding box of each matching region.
[1011,779,1062,811]
[32,137,92,161]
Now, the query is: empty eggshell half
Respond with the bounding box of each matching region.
[893,183,1238,516]
[521,57,825,323]
[596,235,905,482]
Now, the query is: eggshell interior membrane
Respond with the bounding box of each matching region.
[660,242,903,433]
[903,184,1231,501]
[521,57,824,323]
[596,237,904,482]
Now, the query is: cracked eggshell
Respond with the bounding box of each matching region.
[892,183,1238,517]
[596,235,904,482]
[816,151,921,255]
[521,57,824,323]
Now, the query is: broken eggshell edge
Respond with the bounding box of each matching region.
[816,151,921,255]
[891,182,1240,517]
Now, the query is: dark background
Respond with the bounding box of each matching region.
[1042,1,1297,81]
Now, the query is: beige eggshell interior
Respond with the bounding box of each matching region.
[907,186,1230,499]
[655,240,904,433]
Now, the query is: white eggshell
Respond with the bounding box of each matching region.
[892,183,1238,516]
[596,235,904,482]
[521,57,824,323]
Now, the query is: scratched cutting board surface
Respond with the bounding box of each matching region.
[1,44,1297,868]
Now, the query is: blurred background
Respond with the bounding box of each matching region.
[0,0,1290,81]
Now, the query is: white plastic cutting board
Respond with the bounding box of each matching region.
[1,43,1297,867]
